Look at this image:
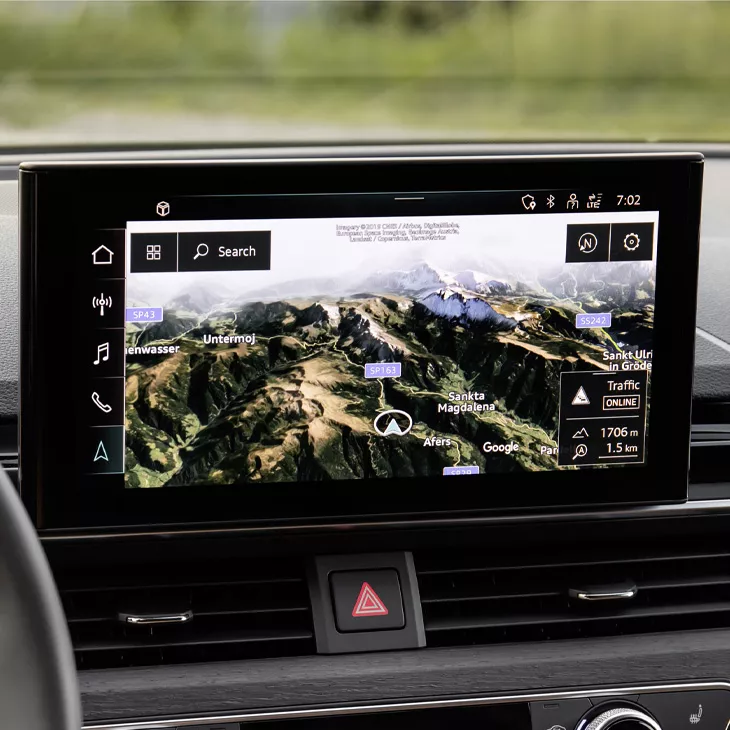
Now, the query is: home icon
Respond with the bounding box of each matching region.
[92,245,114,265]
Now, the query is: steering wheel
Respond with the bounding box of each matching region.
[0,465,81,729]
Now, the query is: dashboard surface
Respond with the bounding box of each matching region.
[76,633,730,722]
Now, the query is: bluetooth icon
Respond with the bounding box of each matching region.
[547,195,555,209]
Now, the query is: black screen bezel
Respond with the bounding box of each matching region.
[20,154,703,533]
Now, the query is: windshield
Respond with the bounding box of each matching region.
[2,0,727,147]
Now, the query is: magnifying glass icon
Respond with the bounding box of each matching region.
[573,443,588,460]
[193,243,209,261]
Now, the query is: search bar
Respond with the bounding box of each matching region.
[178,231,271,272]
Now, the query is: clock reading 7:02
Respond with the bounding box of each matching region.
[617,194,641,206]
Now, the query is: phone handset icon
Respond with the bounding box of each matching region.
[91,391,112,413]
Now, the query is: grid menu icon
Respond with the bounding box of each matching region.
[130,233,177,273]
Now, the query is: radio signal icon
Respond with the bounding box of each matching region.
[92,293,112,317]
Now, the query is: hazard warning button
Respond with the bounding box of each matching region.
[352,582,389,617]
[330,569,405,633]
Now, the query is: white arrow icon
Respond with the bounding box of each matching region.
[373,409,413,437]
[94,440,109,462]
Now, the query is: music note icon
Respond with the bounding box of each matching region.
[94,342,110,366]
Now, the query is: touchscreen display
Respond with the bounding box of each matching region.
[90,201,657,487]
[22,156,702,529]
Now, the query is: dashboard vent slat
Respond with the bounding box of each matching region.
[427,601,730,633]
[57,556,314,670]
[417,542,730,647]
[75,628,313,653]
[421,589,561,604]
[417,549,730,576]
[0,420,18,484]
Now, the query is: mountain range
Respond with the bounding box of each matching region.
[150,260,657,315]
[123,258,655,488]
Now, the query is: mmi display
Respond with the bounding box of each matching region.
[121,209,657,488]
[20,156,703,528]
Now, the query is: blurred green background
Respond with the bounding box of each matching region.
[1,0,729,145]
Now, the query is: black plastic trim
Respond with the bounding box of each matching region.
[81,681,729,730]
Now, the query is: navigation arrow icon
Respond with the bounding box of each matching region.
[383,418,404,436]
[94,440,109,462]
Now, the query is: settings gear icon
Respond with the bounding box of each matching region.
[623,232,640,252]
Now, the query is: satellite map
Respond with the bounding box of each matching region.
[123,215,656,488]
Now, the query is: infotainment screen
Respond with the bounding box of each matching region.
[122,209,656,488]
[19,155,703,531]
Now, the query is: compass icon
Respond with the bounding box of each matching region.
[566,223,611,263]
[578,232,598,254]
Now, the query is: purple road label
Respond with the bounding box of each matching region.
[364,363,401,379]
[126,307,163,323]
[443,466,480,476]
[576,313,611,329]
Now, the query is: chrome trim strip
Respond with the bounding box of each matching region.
[82,680,730,730]
[697,328,730,357]
[39,497,730,541]
[20,151,703,169]
[119,611,193,626]
[5,144,725,168]
[584,708,661,730]
[7,145,722,167]
[568,583,638,602]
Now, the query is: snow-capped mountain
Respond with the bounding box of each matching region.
[419,288,519,330]
[453,269,514,295]
[359,261,515,297]
[140,261,520,315]
[360,262,458,294]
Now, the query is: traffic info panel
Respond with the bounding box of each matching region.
[558,370,649,466]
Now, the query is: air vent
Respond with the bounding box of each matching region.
[690,423,730,483]
[417,542,730,648]
[56,556,314,669]
[0,418,18,484]
[0,450,17,473]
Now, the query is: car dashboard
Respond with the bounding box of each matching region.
[1,144,730,730]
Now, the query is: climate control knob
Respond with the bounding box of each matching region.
[583,707,662,730]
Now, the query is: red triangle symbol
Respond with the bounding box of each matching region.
[352,582,389,617]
